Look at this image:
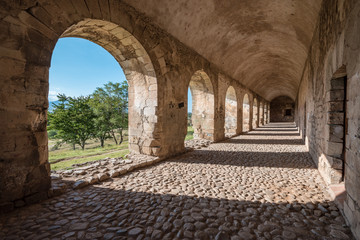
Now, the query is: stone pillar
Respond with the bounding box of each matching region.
[236,93,243,135]
[0,18,53,210]
[249,98,254,131]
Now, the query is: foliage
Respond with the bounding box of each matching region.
[90,81,128,146]
[187,112,192,126]
[48,94,96,150]
[47,129,58,139]
[48,81,129,150]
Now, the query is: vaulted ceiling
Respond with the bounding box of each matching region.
[124,0,322,101]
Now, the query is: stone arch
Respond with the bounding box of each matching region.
[252,98,259,129]
[242,94,250,132]
[60,19,159,156]
[259,101,264,126]
[0,1,167,208]
[188,70,215,140]
[224,86,237,137]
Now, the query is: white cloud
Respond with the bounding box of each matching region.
[48,90,58,101]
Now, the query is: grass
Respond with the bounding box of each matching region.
[185,126,194,140]
[51,148,129,171]
[49,127,194,171]
[48,141,129,162]
[49,131,130,170]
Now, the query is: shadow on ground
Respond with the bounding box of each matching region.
[224,138,304,145]
[173,150,316,169]
[0,178,354,240]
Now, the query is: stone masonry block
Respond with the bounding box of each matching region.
[330,168,342,184]
[98,0,111,20]
[344,196,360,240]
[329,124,344,142]
[328,156,343,169]
[17,11,57,40]
[70,0,90,19]
[345,166,360,204]
[325,141,343,156]
[326,90,345,102]
[327,112,344,125]
[331,77,345,90]
[329,133,343,143]
[328,101,344,112]
[85,0,102,19]
[0,57,26,79]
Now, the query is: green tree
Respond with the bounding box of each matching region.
[91,81,128,146]
[89,95,112,148]
[48,94,96,150]
[188,112,192,126]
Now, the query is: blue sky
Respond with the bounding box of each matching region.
[50,37,192,112]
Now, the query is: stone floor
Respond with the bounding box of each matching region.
[0,123,354,240]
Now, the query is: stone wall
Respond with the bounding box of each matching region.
[0,0,268,209]
[295,0,360,238]
[270,96,295,122]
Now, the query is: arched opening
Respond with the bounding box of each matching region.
[242,94,250,132]
[224,86,237,137]
[48,38,130,170]
[259,101,264,126]
[185,89,194,141]
[187,70,215,140]
[252,98,258,129]
[57,19,159,156]
[0,14,163,207]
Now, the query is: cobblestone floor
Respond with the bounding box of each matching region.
[0,123,354,239]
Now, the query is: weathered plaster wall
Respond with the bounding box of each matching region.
[0,0,268,210]
[296,0,360,238]
[270,96,295,122]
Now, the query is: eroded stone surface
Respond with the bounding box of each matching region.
[0,124,354,239]
[185,139,212,150]
[53,154,160,190]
